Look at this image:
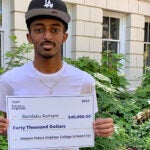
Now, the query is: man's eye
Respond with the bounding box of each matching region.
[51,28,61,33]
[34,28,44,33]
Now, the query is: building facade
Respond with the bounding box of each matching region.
[0,0,150,90]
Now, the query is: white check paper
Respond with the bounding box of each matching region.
[6,95,95,150]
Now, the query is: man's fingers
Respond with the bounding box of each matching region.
[94,118,114,137]
[94,118,113,125]
[0,117,8,133]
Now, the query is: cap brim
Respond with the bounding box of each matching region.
[25,8,71,24]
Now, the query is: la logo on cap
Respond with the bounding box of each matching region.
[44,0,53,8]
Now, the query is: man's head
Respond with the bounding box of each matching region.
[25,0,71,31]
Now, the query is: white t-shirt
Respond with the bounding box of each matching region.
[0,61,98,150]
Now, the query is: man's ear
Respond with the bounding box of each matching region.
[26,33,33,44]
[63,33,68,43]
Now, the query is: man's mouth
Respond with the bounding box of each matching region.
[42,43,53,50]
[41,41,55,50]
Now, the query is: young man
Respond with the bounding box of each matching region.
[0,0,114,149]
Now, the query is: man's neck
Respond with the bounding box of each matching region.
[33,59,63,74]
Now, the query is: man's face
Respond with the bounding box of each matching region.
[27,18,68,59]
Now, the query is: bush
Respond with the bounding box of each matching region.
[65,54,136,150]
[0,35,32,75]
[65,53,150,150]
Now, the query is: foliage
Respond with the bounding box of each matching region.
[134,69,150,109]
[66,54,136,150]
[100,51,129,91]
[0,35,33,75]
[0,136,7,150]
[0,112,7,150]
[66,52,150,150]
[128,68,150,150]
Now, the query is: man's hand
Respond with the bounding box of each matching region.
[0,116,8,135]
[94,118,114,137]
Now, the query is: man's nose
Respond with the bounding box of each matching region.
[43,30,52,40]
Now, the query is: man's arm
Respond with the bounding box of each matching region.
[0,112,8,136]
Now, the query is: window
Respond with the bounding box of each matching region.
[102,16,120,53]
[144,21,150,71]
[102,12,126,54]
[102,12,126,70]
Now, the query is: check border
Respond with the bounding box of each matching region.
[6,95,95,150]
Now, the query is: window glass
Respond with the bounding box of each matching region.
[149,23,150,42]
[103,17,119,40]
[144,23,148,42]
[144,22,150,72]
[102,41,118,53]
[144,45,150,66]
[110,18,119,40]
[102,16,120,53]
[103,17,109,39]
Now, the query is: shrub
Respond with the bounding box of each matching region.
[65,53,135,150]
[0,35,32,75]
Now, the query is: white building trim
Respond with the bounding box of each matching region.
[1,0,10,67]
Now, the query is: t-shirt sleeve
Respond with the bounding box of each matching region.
[80,74,98,113]
[0,76,13,112]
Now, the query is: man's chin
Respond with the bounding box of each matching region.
[39,52,54,59]
[42,54,54,59]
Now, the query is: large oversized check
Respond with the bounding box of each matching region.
[6,95,95,150]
